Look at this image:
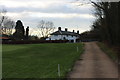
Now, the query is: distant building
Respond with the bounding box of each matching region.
[46,27,80,43]
[0,34,10,41]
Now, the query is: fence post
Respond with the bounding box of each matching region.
[58,64,60,77]
[77,46,78,52]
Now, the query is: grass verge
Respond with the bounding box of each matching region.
[97,42,118,62]
[2,43,84,78]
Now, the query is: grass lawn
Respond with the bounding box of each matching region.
[2,43,84,78]
[97,42,118,62]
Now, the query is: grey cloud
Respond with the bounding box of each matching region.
[0,4,93,14]
[0,0,95,33]
[18,15,94,29]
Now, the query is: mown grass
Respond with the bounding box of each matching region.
[2,43,84,78]
[97,42,118,62]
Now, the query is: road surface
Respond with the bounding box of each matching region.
[68,42,118,78]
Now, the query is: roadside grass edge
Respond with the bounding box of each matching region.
[97,42,118,62]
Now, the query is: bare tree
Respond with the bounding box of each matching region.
[37,20,55,38]
[2,18,15,35]
[0,9,7,24]
[0,9,7,34]
[0,9,15,35]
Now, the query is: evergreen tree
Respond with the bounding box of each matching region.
[13,20,25,40]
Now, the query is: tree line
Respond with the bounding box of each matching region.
[79,1,120,46]
[91,1,120,46]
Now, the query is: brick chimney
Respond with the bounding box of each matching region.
[58,27,61,31]
[73,30,75,33]
[65,28,68,31]
[77,30,79,34]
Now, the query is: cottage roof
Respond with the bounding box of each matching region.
[0,34,10,40]
[51,30,79,36]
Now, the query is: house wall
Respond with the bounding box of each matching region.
[46,35,79,43]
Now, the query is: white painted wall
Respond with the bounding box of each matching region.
[46,35,79,43]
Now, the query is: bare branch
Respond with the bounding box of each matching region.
[0,9,15,35]
[37,20,55,37]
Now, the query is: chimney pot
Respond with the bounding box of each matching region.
[77,30,79,34]
[65,28,68,31]
[58,27,61,31]
[73,30,74,33]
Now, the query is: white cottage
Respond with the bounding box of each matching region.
[46,27,80,43]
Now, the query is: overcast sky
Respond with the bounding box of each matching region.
[0,0,95,36]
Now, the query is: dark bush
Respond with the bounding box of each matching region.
[2,40,69,44]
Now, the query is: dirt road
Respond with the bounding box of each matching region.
[68,42,118,78]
